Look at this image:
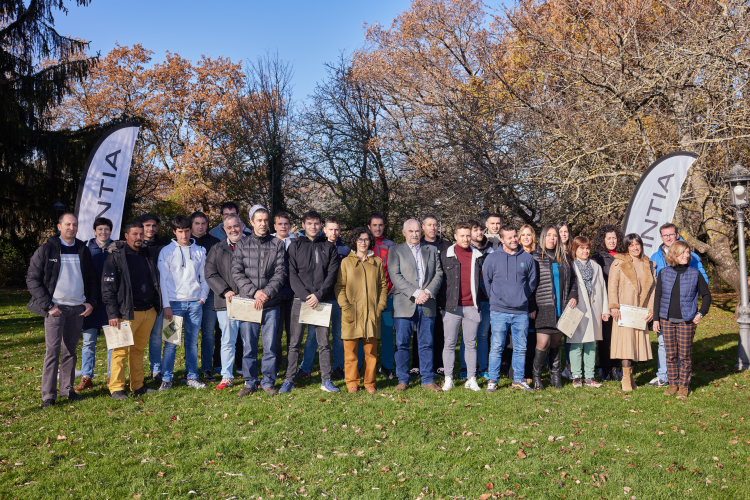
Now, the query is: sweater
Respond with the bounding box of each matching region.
[482,246,537,314]
[455,244,474,306]
[158,239,209,307]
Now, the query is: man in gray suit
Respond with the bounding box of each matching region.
[389,219,444,392]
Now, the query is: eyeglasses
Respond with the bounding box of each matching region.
[357,238,370,244]
[661,233,677,239]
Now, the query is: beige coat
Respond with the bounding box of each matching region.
[570,259,608,344]
[335,251,388,341]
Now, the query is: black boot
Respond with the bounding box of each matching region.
[532,348,548,390]
[549,346,563,389]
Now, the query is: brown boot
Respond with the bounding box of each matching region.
[347,386,358,393]
[664,385,679,396]
[676,386,689,399]
[395,383,408,391]
[422,382,442,392]
[621,367,633,392]
[366,386,376,394]
[74,376,93,392]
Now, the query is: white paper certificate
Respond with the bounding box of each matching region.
[161,315,183,346]
[227,296,263,323]
[102,321,134,350]
[299,301,332,327]
[556,305,585,338]
[618,304,650,330]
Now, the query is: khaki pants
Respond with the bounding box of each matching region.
[344,338,377,389]
[110,308,157,393]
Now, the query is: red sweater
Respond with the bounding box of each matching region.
[455,244,474,306]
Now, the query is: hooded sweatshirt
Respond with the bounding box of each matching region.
[158,238,209,307]
[482,245,537,314]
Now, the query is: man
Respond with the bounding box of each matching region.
[139,212,169,382]
[157,215,209,390]
[191,211,221,378]
[206,214,246,390]
[484,213,503,246]
[648,223,709,387]
[231,207,286,396]
[298,216,348,380]
[273,211,297,374]
[389,219,444,392]
[209,201,252,240]
[482,225,537,392]
[76,217,114,391]
[27,213,98,408]
[368,212,397,379]
[101,221,162,400]
[438,222,486,392]
[280,210,341,394]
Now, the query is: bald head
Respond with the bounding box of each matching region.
[402,219,421,245]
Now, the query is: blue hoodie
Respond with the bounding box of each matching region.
[482,247,537,314]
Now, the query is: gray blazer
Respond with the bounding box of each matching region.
[388,243,444,318]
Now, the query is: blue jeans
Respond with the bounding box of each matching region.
[217,310,242,380]
[394,305,436,385]
[80,327,112,379]
[240,306,280,389]
[460,301,490,372]
[488,312,528,383]
[656,331,668,381]
[162,301,203,382]
[148,311,164,375]
[300,302,344,372]
[200,292,217,374]
[380,295,395,370]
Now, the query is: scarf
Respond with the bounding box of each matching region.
[575,258,594,297]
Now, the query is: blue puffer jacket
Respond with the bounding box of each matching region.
[650,241,708,283]
[82,239,110,330]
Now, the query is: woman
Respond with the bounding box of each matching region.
[592,224,626,382]
[335,227,388,393]
[557,222,571,254]
[608,234,656,392]
[529,225,578,389]
[569,236,609,388]
[519,224,538,384]
[519,224,537,254]
[653,241,710,399]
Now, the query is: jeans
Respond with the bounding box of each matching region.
[394,305,436,385]
[569,342,596,379]
[380,295,395,370]
[275,296,294,373]
[240,306,280,389]
[148,311,164,375]
[200,291,217,375]
[42,304,84,401]
[300,301,344,372]
[655,331,668,381]
[217,310,242,380]
[80,327,112,379]
[488,312,529,383]
[460,301,490,372]
[162,301,203,382]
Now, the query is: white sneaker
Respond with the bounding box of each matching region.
[464,377,481,392]
[186,379,206,389]
[442,377,454,391]
[561,367,573,380]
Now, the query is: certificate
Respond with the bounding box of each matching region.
[227,296,263,323]
[556,305,584,338]
[618,304,650,330]
[102,321,134,350]
[299,301,332,327]
[161,315,183,346]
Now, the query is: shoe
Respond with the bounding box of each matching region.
[600,369,611,381]
[549,346,563,389]
[572,377,582,388]
[321,381,340,393]
[621,367,634,392]
[75,376,93,391]
[586,378,602,388]
[486,380,498,393]
[153,372,162,384]
[459,370,467,379]
[279,381,294,394]
[378,366,396,380]
[215,378,233,390]
[664,385,679,396]
[132,386,156,396]
[464,377,481,392]
[186,379,206,389]
[158,381,172,391]
[511,381,534,391]
[561,367,573,380]
[40,399,55,409]
[67,391,83,402]
[479,371,489,380]
[422,382,442,392]
[436,367,445,377]
[395,383,408,391]
[110,391,128,400]
[331,367,345,381]
[237,386,256,397]
[648,377,669,387]
[409,367,420,376]
[532,348,548,390]
[366,386,376,394]
[347,386,358,393]
[610,367,623,382]
[263,386,279,396]
[441,377,454,391]
[294,370,311,381]
[676,386,689,399]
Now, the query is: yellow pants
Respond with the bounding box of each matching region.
[344,338,377,390]
[109,308,157,393]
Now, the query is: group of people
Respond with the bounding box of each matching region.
[27,206,711,408]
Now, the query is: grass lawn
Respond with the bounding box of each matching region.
[0,289,748,499]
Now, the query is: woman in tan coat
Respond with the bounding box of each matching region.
[608,233,656,392]
[335,227,388,394]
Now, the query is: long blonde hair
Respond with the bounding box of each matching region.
[539,225,568,265]
[519,224,537,253]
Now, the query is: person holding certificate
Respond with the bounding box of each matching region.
[653,241,711,399]
[607,234,656,392]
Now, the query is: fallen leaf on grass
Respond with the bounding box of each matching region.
[485,482,494,490]
[479,495,492,500]
[56,435,66,441]
[517,449,527,459]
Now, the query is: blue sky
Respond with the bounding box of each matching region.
[53,0,412,101]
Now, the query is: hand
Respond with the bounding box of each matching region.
[80,303,93,317]
[305,294,319,309]
[529,311,537,320]
[47,305,62,317]
[225,291,235,303]
[568,298,577,308]
[253,296,264,311]
[653,320,660,333]
[199,299,205,305]
[611,308,620,321]
[693,314,702,324]
[255,290,269,303]
[415,290,430,305]
[601,314,610,322]
[163,307,173,322]
[645,312,653,322]
[108,318,121,328]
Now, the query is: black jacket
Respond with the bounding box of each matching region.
[472,236,494,303]
[143,236,168,266]
[593,251,616,284]
[101,242,162,320]
[287,234,340,302]
[194,233,220,255]
[438,244,485,312]
[82,238,110,330]
[231,233,287,308]
[26,236,99,316]
[206,237,242,311]
[529,249,579,330]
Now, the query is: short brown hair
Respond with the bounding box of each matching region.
[499,225,517,237]
[665,240,692,267]
[274,212,290,223]
[454,221,472,233]
[660,223,678,235]
[569,235,590,259]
